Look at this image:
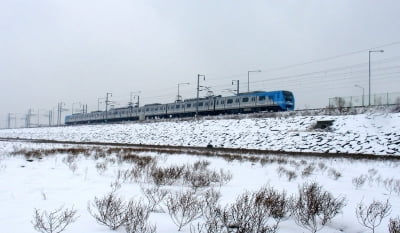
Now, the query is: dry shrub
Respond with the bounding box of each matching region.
[184,165,232,191]
[95,162,108,175]
[219,186,290,233]
[125,200,156,233]
[352,175,367,189]
[193,189,222,233]
[292,182,346,233]
[277,166,297,181]
[301,164,316,178]
[148,161,232,189]
[150,165,185,186]
[383,178,400,195]
[166,190,203,231]
[87,192,129,230]
[120,153,156,169]
[32,206,78,233]
[327,168,342,180]
[356,199,392,233]
[141,185,169,212]
[389,217,400,233]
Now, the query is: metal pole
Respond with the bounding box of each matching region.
[368,50,384,106]
[368,51,371,106]
[177,83,190,102]
[362,88,364,107]
[247,71,249,93]
[196,74,205,116]
[232,80,239,95]
[105,92,112,122]
[355,84,365,107]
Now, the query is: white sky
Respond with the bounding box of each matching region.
[1,0,400,127]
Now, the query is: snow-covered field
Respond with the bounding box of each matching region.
[0,141,399,233]
[0,111,399,155]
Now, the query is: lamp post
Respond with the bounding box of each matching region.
[232,80,239,95]
[130,91,141,107]
[247,70,261,93]
[355,84,365,107]
[196,74,205,116]
[368,50,384,106]
[105,92,112,122]
[177,82,190,102]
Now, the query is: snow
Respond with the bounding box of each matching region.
[0,111,400,233]
[0,112,399,155]
[0,141,399,233]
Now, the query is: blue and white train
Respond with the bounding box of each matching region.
[65,90,295,125]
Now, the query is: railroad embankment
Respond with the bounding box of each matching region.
[0,109,399,156]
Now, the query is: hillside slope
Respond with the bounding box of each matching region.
[1,112,399,155]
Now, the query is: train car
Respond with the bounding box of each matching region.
[65,90,294,125]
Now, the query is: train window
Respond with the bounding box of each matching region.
[146,108,149,112]
[283,91,293,101]
[198,102,203,107]
[176,105,180,109]
[222,100,225,104]
[187,103,191,108]
[235,99,239,103]
[259,96,266,101]
[252,97,255,102]
[227,99,233,104]
[242,97,249,102]
[216,100,219,105]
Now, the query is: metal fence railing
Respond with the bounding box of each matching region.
[328,92,400,108]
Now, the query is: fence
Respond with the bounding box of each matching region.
[328,92,400,108]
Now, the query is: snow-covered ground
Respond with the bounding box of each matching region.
[0,111,399,155]
[0,141,399,233]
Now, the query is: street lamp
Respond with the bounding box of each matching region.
[247,70,261,93]
[368,50,384,106]
[354,84,365,107]
[177,82,190,102]
[196,74,205,116]
[232,80,239,95]
[105,92,112,122]
[129,91,141,107]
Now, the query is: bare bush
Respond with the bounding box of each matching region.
[356,199,392,233]
[196,189,222,233]
[95,162,108,175]
[150,165,185,186]
[389,217,400,233]
[87,192,129,230]
[32,206,78,233]
[141,185,169,212]
[301,164,316,178]
[166,190,203,231]
[352,175,367,189]
[184,167,232,191]
[277,166,297,181]
[147,161,232,190]
[125,200,156,233]
[384,178,400,195]
[292,182,346,233]
[317,162,327,172]
[219,187,290,233]
[327,168,342,180]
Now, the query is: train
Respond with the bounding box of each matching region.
[65,90,295,125]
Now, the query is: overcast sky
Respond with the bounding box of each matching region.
[1,0,400,127]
